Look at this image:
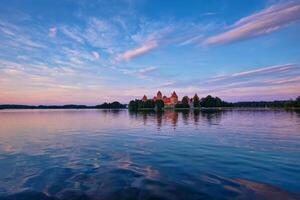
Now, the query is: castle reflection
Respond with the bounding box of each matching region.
[129,110,226,129]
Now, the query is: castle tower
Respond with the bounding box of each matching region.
[170,91,178,104]
[156,91,162,100]
[142,95,147,102]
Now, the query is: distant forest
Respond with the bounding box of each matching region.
[0,101,126,110]
[1,96,300,110]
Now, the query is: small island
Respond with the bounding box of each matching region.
[129,91,300,111]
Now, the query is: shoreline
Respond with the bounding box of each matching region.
[134,107,300,111]
[1,105,299,111]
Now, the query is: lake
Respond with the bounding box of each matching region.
[0,109,299,200]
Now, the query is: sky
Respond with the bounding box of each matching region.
[0,0,300,105]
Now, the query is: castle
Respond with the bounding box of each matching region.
[142,91,179,106]
[141,91,198,108]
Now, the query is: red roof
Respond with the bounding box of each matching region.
[142,95,147,101]
[171,91,178,98]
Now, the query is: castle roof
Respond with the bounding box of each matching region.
[171,91,178,98]
[157,91,162,96]
[142,95,147,101]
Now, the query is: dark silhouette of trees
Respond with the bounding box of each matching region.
[232,97,300,108]
[155,99,164,111]
[296,96,300,107]
[175,96,190,109]
[128,99,155,110]
[140,100,155,109]
[200,95,231,107]
[182,96,190,105]
[128,99,140,111]
[283,96,300,108]
[193,94,200,108]
[95,101,126,109]
[0,102,126,109]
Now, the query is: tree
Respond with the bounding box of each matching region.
[295,96,300,107]
[182,96,189,104]
[128,100,139,111]
[200,95,230,107]
[200,95,214,107]
[110,101,126,109]
[181,96,190,108]
[155,99,164,111]
[96,101,126,109]
[145,99,155,109]
[193,94,200,108]
[139,99,155,109]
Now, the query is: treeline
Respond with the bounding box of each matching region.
[95,101,126,109]
[0,104,90,109]
[174,95,232,108]
[129,95,231,111]
[200,95,231,107]
[128,95,300,111]
[233,96,300,108]
[0,101,126,110]
[128,99,164,111]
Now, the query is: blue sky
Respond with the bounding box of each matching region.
[0,0,299,104]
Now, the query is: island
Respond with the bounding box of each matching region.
[128,91,300,111]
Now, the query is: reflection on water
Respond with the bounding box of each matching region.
[129,110,226,129]
[0,109,299,200]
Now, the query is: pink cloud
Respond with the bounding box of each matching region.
[117,26,173,61]
[118,41,158,61]
[204,2,300,44]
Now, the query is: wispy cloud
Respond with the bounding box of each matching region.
[61,26,85,44]
[204,1,300,44]
[209,64,297,82]
[92,51,100,60]
[265,75,300,85]
[121,66,158,79]
[0,20,46,49]
[118,41,158,60]
[48,27,57,38]
[84,18,125,52]
[117,26,173,61]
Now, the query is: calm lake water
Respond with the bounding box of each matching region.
[0,109,299,200]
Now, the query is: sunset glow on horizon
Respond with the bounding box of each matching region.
[0,0,300,105]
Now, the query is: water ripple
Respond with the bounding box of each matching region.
[0,109,299,199]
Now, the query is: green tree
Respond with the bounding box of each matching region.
[295,96,300,107]
[200,95,213,107]
[155,99,164,110]
[181,96,190,108]
[128,100,139,111]
[193,94,200,108]
[200,95,230,107]
[139,99,155,109]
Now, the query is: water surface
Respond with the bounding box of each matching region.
[0,109,299,200]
